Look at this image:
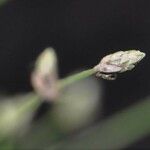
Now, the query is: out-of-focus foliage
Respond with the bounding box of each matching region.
[52,97,150,150]
[17,76,102,150]
[51,76,102,132]
[26,96,150,150]
[0,93,40,139]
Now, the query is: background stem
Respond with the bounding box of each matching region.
[52,97,150,150]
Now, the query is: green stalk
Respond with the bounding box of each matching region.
[59,68,96,89]
[0,93,41,140]
[25,68,96,107]
[17,93,41,115]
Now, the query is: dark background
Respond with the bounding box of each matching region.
[0,0,149,149]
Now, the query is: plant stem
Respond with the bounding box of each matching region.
[59,68,96,89]
[27,68,96,106]
[17,93,41,114]
[18,68,95,114]
[7,68,96,126]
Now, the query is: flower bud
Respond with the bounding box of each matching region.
[94,50,145,80]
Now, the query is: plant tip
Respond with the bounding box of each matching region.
[94,50,146,80]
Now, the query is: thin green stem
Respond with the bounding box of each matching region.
[59,68,96,89]
[0,93,41,139]
[17,93,41,115]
